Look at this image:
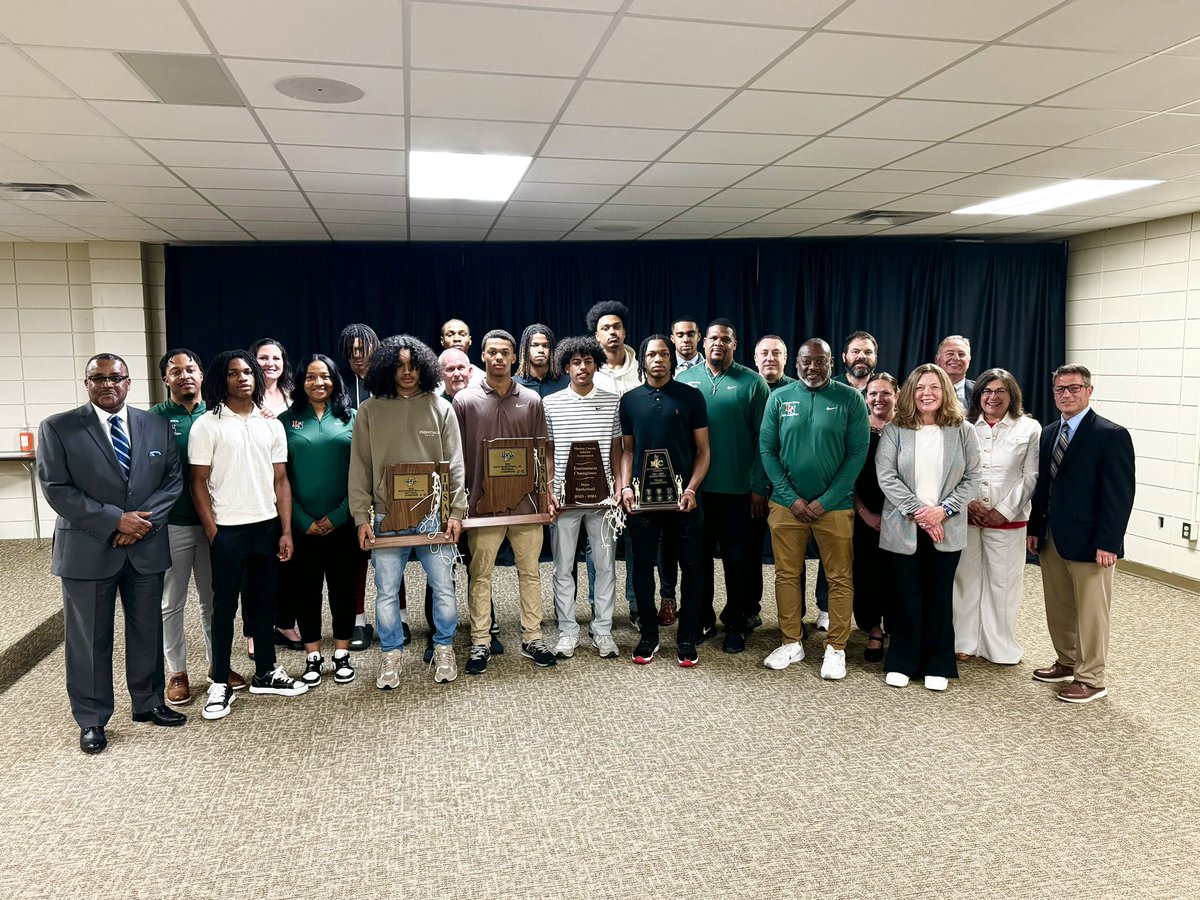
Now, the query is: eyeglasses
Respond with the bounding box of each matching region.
[1052,384,1087,395]
[980,388,1009,397]
[86,374,129,385]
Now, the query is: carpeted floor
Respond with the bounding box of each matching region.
[0,546,1197,900]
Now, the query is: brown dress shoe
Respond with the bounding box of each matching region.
[166,671,191,705]
[1031,661,1074,683]
[1057,681,1108,703]
[208,667,249,691]
[657,598,677,626]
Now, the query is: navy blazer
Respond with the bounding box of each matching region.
[1026,408,1135,563]
[38,404,182,579]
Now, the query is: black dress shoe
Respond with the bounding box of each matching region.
[273,628,305,651]
[132,705,187,727]
[80,726,107,754]
[349,623,373,651]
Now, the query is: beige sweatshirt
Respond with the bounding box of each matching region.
[348,392,468,525]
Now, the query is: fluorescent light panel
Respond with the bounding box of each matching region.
[409,150,531,202]
[952,179,1161,216]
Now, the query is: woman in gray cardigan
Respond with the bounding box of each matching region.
[876,364,980,692]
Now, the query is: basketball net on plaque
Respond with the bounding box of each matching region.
[373,461,453,548]
[630,448,684,513]
[464,436,551,528]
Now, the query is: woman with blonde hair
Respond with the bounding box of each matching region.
[876,364,980,692]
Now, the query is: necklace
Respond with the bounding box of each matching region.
[705,365,728,395]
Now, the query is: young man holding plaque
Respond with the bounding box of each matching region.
[454,329,557,675]
[678,319,771,655]
[543,335,623,660]
[350,335,467,688]
[620,336,710,667]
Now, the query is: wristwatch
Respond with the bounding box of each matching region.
[940,502,956,518]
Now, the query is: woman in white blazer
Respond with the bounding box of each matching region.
[952,369,1040,665]
[876,364,980,692]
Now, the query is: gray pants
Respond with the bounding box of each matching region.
[553,509,616,639]
[161,523,214,674]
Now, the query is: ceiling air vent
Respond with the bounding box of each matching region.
[0,183,102,201]
[839,210,933,227]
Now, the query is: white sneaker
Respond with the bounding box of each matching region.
[885,671,910,687]
[820,645,847,680]
[201,682,234,720]
[432,645,457,684]
[925,675,948,691]
[816,611,829,631]
[592,633,620,659]
[554,634,578,659]
[377,650,401,690]
[764,642,805,670]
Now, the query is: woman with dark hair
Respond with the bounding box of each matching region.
[952,368,1040,665]
[250,337,294,417]
[285,354,359,686]
[876,364,980,692]
[852,372,898,663]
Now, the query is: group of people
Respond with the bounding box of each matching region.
[37,305,1136,755]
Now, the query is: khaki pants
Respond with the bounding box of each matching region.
[767,503,854,649]
[1039,537,1113,688]
[467,524,544,646]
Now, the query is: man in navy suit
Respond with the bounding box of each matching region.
[37,353,186,753]
[1026,364,1135,704]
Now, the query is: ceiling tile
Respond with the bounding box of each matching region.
[662,131,806,164]
[492,216,581,231]
[147,218,247,233]
[410,2,611,76]
[906,46,1135,104]
[540,125,683,161]
[673,206,768,222]
[137,139,283,168]
[10,199,127,216]
[627,0,842,27]
[409,226,490,241]
[1049,56,1200,111]
[0,47,71,98]
[409,198,504,215]
[226,206,319,223]
[1002,0,1200,52]
[0,134,153,165]
[257,110,404,150]
[488,229,568,241]
[797,223,890,237]
[126,203,226,219]
[990,147,1152,177]
[755,208,847,224]
[926,173,1058,197]
[889,142,1042,172]
[1100,154,1200,180]
[198,189,310,207]
[562,81,732,130]
[0,98,121,136]
[633,162,759,188]
[410,71,572,123]
[834,169,960,192]
[408,213,497,228]
[955,106,1144,145]
[511,182,616,202]
[588,204,687,220]
[466,0,622,9]
[755,33,977,96]
[190,0,404,65]
[83,184,207,204]
[310,193,407,211]
[777,137,932,168]
[644,222,734,237]
[721,222,806,237]
[833,99,1018,140]
[44,162,183,186]
[170,167,296,190]
[224,59,405,115]
[736,166,864,190]
[89,102,267,142]
[525,157,646,183]
[0,1,208,53]
[278,145,404,176]
[704,188,813,207]
[329,224,409,239]
[828,0,1060,40]
[589,17,802,87]
[1070,114,1200,152]
[318,208,406,224]
[873,193,989,213]
[293,171,405,194]
[504,200,598,218]
[789,190,911,209]
[607,185,719,205]
[409,118,548,155]
[702,91,877,135]
[22,48,157,102]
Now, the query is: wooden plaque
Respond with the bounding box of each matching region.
[374,461,454,547]
[560,440,611,509]
[466,436,551,527]
[630,448,683,513]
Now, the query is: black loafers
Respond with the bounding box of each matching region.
[80,726,107,754]
[132,705,187,727]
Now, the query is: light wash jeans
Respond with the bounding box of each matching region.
[161,523,214,673]
[553,509,616,638]
[373,514,458,651]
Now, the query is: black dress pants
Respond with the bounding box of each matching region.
[629,504,704,646]
[698,491,752,633]
[293,525,359,643]
[211,518,280,682]
[884,530,960,679]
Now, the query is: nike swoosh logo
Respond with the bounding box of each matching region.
[514,404,524,408]
[826,406,837,410]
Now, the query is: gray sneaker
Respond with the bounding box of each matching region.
[432,644,457,684]
[592,633,620,659]
[376,650,401,690]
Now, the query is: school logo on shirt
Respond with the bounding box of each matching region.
[291,420,304,429]
[781,402,799,417]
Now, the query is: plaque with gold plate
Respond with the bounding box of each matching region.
[372,461,455,548]
[464,436,552,528]
[629,448,684,513]
[554,440,614,510]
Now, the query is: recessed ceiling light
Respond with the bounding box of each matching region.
[274,76,364,104]
[409,150,531,202]
[952,179,1161,216]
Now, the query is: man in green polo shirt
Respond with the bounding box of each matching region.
[678,318,770,654]
[150,349,244,705]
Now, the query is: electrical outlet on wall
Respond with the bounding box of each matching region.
[1184,523,1193,541]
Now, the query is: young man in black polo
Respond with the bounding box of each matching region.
[619,335,710,667]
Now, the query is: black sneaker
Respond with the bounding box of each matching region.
[465,644,491,676]
[423,639,435,665]
[301,652,323,687]
[402,622,412,646]
[722,631,746,654]
[332,652,355,684]
[746,614,763,633]
[677,641,699,668]
[697,624,719,644]
[201,683,234,720]
[632,640,659,665]
[249,665,309,697]
[521,639,557,668]
[490,634,505,655]
[349,623,373,651]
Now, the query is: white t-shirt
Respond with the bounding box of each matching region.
[188,406,288,526]
[914,424,944,507]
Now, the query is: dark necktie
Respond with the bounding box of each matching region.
[1050,422,1070,479]
[109,414,131,479]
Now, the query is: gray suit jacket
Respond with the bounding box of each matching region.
[875,421,980,554]
[38,403,182,579]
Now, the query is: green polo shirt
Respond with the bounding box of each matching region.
[283,404,356,532]
[833,371,870,394]
[767,374,796,392]
[149,398,207,526]
[677,361,770,495]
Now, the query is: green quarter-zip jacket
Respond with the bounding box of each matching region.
[677,361,769,495]
[284,404,355,531]
[149,398,206,526]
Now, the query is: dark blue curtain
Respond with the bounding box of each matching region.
[166,238,1066,423]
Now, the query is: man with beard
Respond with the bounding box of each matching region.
[515,324,569,397]
[935,335,975,408]
[834,331,878,393]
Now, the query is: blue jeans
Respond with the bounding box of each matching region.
[372,515,458,651]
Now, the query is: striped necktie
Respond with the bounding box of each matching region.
[1049,422,1070,479]
[109,414,131,479]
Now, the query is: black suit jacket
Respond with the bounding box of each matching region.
[1027,408,1135,562]
[38,404,182,580]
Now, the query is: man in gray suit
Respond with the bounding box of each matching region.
[38,353,186,754]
